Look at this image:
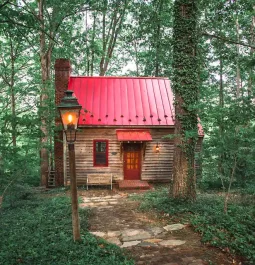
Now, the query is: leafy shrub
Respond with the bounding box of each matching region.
[240,183,255,196]
[2,184,37,208]
[135,188,255,264]
[0,195,134,265]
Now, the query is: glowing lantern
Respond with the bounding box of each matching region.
[57,90,82,143]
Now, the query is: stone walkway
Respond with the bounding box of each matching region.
[80,194,236,265]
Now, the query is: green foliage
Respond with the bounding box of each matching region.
[197,0,255,191]
[135,188,255,264]
[170,0,199,199]
[2,184,37,208]
[0,195,134,265]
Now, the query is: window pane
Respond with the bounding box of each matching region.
[95,153,106,165]
[96,142,107,152]
[101,142,106,152]
[94,141,108,166]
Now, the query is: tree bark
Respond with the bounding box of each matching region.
[248,11,255,97]
[90,12,96,76]
[224,154,237,214]
[154,0,163,76]
[172,99,189,198]
[218,44,225,187]
[236,19,241,98]
[85,10,90,76]
[10,37,17,147]
[170,0,198,201]
[133,40,139,76]
[39,0,50,186]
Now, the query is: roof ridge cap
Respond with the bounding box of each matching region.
[70,76,169,79]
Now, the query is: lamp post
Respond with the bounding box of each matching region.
[57,90,82,241]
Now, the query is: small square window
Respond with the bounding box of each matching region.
[93,140,108,167]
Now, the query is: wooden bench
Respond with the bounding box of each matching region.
[86,174,113,190]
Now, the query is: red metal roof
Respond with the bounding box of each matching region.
[116,129,152,141]
[68,76,174,126]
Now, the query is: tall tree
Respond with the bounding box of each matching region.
[170,0,199,200]
[19,0,90,185]
[98,0,129,76]
[198,0,255,192]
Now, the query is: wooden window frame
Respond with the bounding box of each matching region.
[93,140,109,167]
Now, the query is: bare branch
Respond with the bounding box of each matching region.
[0,1,10,9]
[203,32,255,49]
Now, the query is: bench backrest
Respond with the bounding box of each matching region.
[87,174,112,184]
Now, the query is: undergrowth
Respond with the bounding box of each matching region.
[133,188,255,264]
[0,193,134,265]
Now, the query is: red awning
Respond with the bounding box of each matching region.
[116,130,152,142]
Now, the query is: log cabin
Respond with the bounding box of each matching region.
[54,59,203,188]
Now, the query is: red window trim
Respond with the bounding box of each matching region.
[93,139,109,167]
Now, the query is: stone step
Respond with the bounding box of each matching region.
[118,180,151,190]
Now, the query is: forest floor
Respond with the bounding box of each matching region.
[79,188,240,265]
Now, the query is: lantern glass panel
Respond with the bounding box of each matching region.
[60,109,80,130]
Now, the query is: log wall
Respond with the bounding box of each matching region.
[64,128,175,185]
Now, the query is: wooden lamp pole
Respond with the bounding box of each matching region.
[57,90,82,241]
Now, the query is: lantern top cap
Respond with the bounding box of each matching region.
[58,90,82,109]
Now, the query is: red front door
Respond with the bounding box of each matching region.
[123,143,141,180]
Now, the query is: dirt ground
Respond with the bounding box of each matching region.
[80,188,241,265]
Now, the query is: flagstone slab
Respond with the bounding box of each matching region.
[90,231,106,237]
[138,241,157,247]
[121,229,144,237]
[158,240,186,247]
[163,224,185,231]
[121,229,152,241]
[107,231,121,238]
[121,240,141,248]
[122,232,152,242]
[149,226,165,236]
[106,237,122,246]
[88,197,102,200]
[144,238,163,244]
[109,201,118,205]
[103,196,112,199]
[94,202,109,206]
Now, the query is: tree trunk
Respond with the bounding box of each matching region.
[85,10,90,76]
[171,100,189,197]
[224,154,237,214]
[170,0,198,201]
[99,0,128,76]
[90,12,96,76]
[10,38,17,147]
[236,19,241,98]
[218,46,225,186]
[155,0,163,76]
[248,12,255,97]
[133,40,139,76]
[39,0,50,186]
